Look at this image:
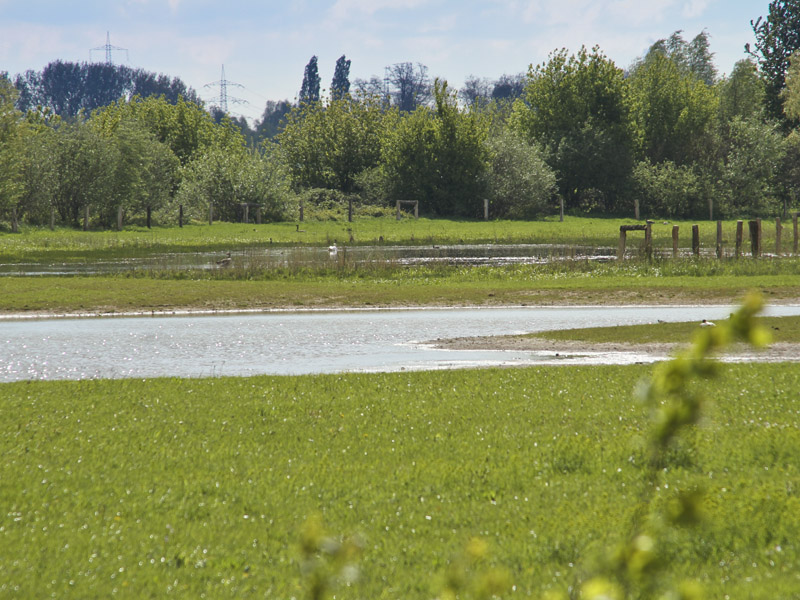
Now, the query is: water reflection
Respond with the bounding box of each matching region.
[3,305,799,381]
[0,244,616,276]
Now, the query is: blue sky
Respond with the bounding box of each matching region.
[0,0,774,124]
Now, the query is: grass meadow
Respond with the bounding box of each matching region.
[2,363,799,598]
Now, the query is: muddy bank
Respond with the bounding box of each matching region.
[431,334,800,362]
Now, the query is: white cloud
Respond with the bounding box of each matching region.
[682,0,711,19]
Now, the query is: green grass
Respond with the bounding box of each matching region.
[2,216,797,263]
[2,364,799,598]
[2,258,800,314]
[528,315,800,345]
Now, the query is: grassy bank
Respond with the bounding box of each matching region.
[2,363,799,598]
[529,315,800,344]
[2,216,797,262]
[2,259,800,314]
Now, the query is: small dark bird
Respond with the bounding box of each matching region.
[216,252,232,267]
[700,319,715,327]
[296,224,306,233]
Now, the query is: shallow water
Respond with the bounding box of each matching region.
[3,305,799,382]
[0,244,618,276]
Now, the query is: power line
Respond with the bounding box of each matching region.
[90,31,128,64]
[204,64,246,114]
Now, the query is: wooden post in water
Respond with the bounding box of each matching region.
[776,217,782,255]
[672,225,679,258]
[794,212,799,254]
[617,229,627,260]
[758,218,762,256]
[83,205,90,231]
[645,220,653,261]
[178,204,183,228]
[735,220,743,259]
[117,205,123,231]
[749,220,760,257]
[692,224,700,257]
[716,220,723,259]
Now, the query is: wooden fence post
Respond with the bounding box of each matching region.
[692,224,700,257]
[83,205,90,231]
[396,200,401,220]
[414,201,419,219]
[11,207,18,233]
[348,198,353,222]
[758,218,762,256]
[559,197,564,222]
[256,206,262,225]
[735,220,743,259]
[776,217,782,255]
[716,220,723,259]
[117,205,123,231]
[794,212,799,254]
[749,220,760,257]
[617,229,627,260]
[708,197,713,221]
[50,207,55,231]
[645,220,653,261]
[484,198,489,221]
[672,225,679,258]
[179,204,183,228]
[634,198,640,220]
[146,206,152,229]
[299,200,304,222]
[242,203,249,224]
[208,203,213,226]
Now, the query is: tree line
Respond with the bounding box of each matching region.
[2,1,800,230]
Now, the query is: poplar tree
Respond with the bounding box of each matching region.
[330,55,351,101]
[299,56,321,104]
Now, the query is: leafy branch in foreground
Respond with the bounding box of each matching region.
[575,292,771,600]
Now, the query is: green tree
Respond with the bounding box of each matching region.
[717,58,766,122]
[627,52,718,166]
[177,146,289,222]
[782,50,800,119]
[714,116,786,217]
[330,55,351,101]
[299,56,321,104]
[511,46,633,212]
[49,121,115,226]
[631,160,705,219]
[748,0,800,122]
[92,95,244,166]
[382,80,490,216]
[0,76,25,230]
[485,129,556,219]
[278,96,391,193]
[100,117,179,226]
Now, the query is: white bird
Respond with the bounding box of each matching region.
[328,244,338,256]
[700,319,715,327]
